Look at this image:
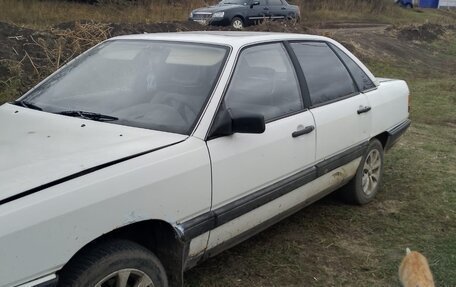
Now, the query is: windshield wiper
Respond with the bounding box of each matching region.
[13,100,43,111]
[57,110,119,122]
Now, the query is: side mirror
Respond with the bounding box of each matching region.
[250,1,260,8]
[209,108,265,139]
[232,109,265,134]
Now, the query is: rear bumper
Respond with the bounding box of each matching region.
[385,119,411,151]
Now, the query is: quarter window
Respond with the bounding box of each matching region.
[291,42,357,106]
[224,43,302,121]
[329,43,376,92]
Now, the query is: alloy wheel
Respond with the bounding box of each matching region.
[232,19,243,29]
[95,268,154,287]
[361,149,381,196]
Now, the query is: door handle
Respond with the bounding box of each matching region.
[281,7,286,10]
[357,106,371,114]
[263,7,269,10]
[292,125,315,138]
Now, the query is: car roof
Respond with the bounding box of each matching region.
[109,31,330,48]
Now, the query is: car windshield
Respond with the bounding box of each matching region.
[21,40,229,135]
[220,0,247,4]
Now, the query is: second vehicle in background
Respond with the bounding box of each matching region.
[395,0,414,8]
[189,0,300,29]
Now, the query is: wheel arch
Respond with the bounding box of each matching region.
[373,132,389,150]
[232,15,246,23]
[287,11,298,20]
[58,219,187,287]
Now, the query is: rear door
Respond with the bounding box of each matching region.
[267,0,287,19]
[327,43,403,138]
[289,41,372,163]
[206,42,316,249]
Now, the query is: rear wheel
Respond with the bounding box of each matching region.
[287,13,300,24]
[59,239,168,287]
[231,17,244,29]
[340,139,384,205]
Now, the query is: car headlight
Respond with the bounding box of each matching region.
[212,12,225,18]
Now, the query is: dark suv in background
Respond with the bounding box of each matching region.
[189,0,300,29]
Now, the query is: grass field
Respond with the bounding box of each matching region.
[0,0,455,286]
[0,0,207,28]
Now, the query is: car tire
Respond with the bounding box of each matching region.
[58,239,168,287]
[340,139,384,205]
[231,17,244,29]
[287,14,299,23]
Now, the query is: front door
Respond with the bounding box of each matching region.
[206,43,316,249]
[248,0,270,22]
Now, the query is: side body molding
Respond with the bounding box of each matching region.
[177,141,368,263]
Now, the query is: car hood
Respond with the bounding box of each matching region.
[0,104,187,202]
[193,4,243,13]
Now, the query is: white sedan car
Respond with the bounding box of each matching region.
[0,32,410,287]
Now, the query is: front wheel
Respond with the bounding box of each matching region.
[340,139,384,205]
[59,239,168,287]
[231,17,244,29]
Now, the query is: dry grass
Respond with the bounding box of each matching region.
[0,21,113,103]
[299,0,395,15]
[50,22,112,68]
[297,0,456,25]
[0,0,212,29]
[2,0,455,30]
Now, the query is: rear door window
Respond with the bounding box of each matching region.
[291,42,357,106]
